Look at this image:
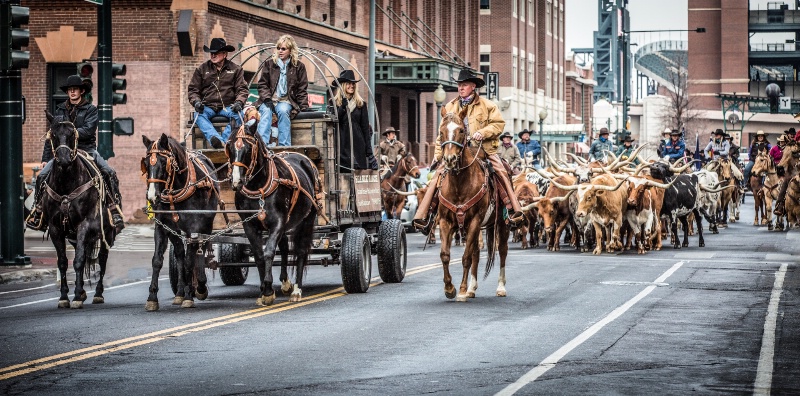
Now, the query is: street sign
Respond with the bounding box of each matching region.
[780,96,792,111]
[486,72,498,100]
[84,0,102,5]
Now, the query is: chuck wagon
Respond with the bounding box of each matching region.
[163,45,407,294]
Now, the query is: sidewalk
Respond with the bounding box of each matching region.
[0,225,156,284]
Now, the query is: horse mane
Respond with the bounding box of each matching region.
[165,136,188,166]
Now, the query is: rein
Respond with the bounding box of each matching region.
[48,121,80,162]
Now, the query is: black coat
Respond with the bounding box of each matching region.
[42,101,99,162]
[336,99,375,170]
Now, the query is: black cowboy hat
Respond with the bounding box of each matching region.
[453,69,485,88]
[518,129,531,138]
[336,69,360,84]
[789,127,797,135]
[713,128,725,136]
[670,129,682,136]
[203,38,236,54]
[622,136,635,143]
[500,131,513,139]
[59,74,91,94]
[382,126,400,136]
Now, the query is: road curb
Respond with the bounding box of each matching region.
[0,268,58,285]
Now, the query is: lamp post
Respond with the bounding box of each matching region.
[538,109,548,167]
[434,84,447,131]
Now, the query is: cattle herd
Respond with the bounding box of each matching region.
[489,144,742,255]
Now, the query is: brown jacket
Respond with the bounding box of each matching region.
[434,95,505,161]
[254,57,309,118]
[377,139,407,164]
[187,59,249,112]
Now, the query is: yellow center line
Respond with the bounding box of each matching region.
[0,258,459,381]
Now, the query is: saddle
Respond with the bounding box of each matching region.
[43,150,110,232]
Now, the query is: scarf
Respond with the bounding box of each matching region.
[275,57,288,98]
[64,99,87,123]
[346,94,357,113]
[502,142,513,148]
[460,93,474,107]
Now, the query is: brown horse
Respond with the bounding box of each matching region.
[437,109,509,301]
[749,150,772,226]
[381,153,420,219]
[751,150,784,230]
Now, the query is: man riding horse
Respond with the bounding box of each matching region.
[377,126,407,172]
[412,69,524,234]
[27,75,125,233]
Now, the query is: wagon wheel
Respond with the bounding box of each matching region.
[377,219,406,283]
[218,243,249,286]
[341,227,372,293]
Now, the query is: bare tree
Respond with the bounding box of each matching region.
[659,53,706,145]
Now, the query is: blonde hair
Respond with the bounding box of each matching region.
[271,34,299,66]
[334,81,365,108]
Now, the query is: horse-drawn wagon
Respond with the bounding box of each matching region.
[149,45,407,305]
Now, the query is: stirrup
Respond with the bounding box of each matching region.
[26,208,47,232]
[412,217,433,236]
[508,211,524,224]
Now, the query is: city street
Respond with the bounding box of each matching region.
[0,201,798,395]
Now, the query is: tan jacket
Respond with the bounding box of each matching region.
[497,143,522,169]
[434,95,505,161]
[377,139,407,164]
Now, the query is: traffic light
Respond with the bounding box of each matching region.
[624,97,631,114]
[111,63,127,105]
[77,62,93,102]
[0,3,30,70]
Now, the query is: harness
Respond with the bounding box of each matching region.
[141,141,216,222]
[45,153,101,228]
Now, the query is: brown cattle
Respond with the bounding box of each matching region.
[624,175,674,254]
[513,179,541,249]
[534,174,577,251]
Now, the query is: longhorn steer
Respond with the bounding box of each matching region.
[514,179,541,249]
[624,175,674,254]
[531,174,577,252]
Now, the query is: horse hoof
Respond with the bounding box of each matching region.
[466,291,476,298]
[455,294,469,302]
[70,301,83,309]
[181,299,195,308]
[195,287,208,301]
[172,296,184,305]
[289,291,302,302]
[92,296,104,304]
[58,300,70,309]
[699,242,705,247]
[281,281,293,295]
[682,243,689,248]
[496,289,507,297]
[145,301,159,311]
[256,294,276,306]
[77,291,88,302]
[444,288,456,300]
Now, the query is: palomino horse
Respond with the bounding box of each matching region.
[705,159,736,227]
[381,152,420,219]
[226,122,321,306]
[141,133,220,310]
[437,109,509,301]
[749,149,770,226]
[42,112,116,309]
[751,150,785,230]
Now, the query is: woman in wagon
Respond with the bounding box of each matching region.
[332,69,378,171]
[411,69,524,235]
[254,34,309,147]
[187,37,249,149]
[26,75,125,233]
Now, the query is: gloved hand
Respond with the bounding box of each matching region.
[264,99,276,115]
[194,101,204,113]
[368,154,379,170]
[230,101,243,114]
[662,156,670,162]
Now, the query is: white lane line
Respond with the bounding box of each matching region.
[0,284,52,295]
[0,278,167,310]
[754,263,789,396]
[496,261,685,396]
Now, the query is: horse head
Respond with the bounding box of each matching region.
[141,133,181,203]
[752,150,774,176]
[399,153,421,179]
[226,122,263,190]
[46,111,79,167]
[440,108,469,172]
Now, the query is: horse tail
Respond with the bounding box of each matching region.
[483,210,500,280]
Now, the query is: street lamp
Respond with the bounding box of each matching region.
[538,109,548,167]
[433,84,447,130]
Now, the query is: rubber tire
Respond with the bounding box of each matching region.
[341,227,372,293]
[168,243,179,295]
[218,243,249,286]
[377,219,406,283]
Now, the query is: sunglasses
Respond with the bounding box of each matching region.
[277,47,288,51]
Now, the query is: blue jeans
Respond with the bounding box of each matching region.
[196,106,242,144]
[257,101,292,146]
[744,160,755,184]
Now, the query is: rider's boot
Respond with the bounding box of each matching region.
[25,176,47,232]
[104,173,125,233]
[489,155,524,225]
[774,176,791,216]
[412,171,439,236]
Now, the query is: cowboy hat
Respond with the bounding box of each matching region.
[518,129,531,138]
[670,129,682,136]
[778,134,787,142]
[453,69,485,88]
[599,127,610,135]
[789,127,797,135]
[756,130,765,136]
[336,69,360,84]
[59,75,91,94]
[382,126,400,136]
[622,135,635,143]
[500,131,513,139]
[713,129,725,136]
[203,38,235,53]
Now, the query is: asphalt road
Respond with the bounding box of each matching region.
[0,201,798,395]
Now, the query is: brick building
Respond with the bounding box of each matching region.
[478,0,568,156]
[21,0,479,221]
[564,53,595,154]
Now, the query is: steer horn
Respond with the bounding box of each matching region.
[550,190,574,202]
[548,178,580,191]
[520,196,545,212]
[699,183,736,193]
[565,152,588,165]
[390,186,416,196]
[669,159,696,174]
[644,176,679,189]
[591,177,630,192]
[543,147,573,173]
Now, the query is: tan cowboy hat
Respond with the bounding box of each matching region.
[756,130,765,136]
[778,134,787,142]
[382,126,399,136]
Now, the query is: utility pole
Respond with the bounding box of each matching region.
[96,0,114,158]
[620,1,630,139]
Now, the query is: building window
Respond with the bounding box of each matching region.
[512,55,518,89]
[546,1,551,34]
[520,59,525,92]
[528,0,534,24]
[528,60,533,92]
[553,3,559,38]
[546,66,552,97]
[407,99,417,143]
[520,0,525,22]
[480,53,491,94]
[480,0,490,10]
[512,0,517,16]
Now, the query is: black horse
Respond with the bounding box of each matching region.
[226,123,320,305]
[43,112,115,309]
[141,133,220,311]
